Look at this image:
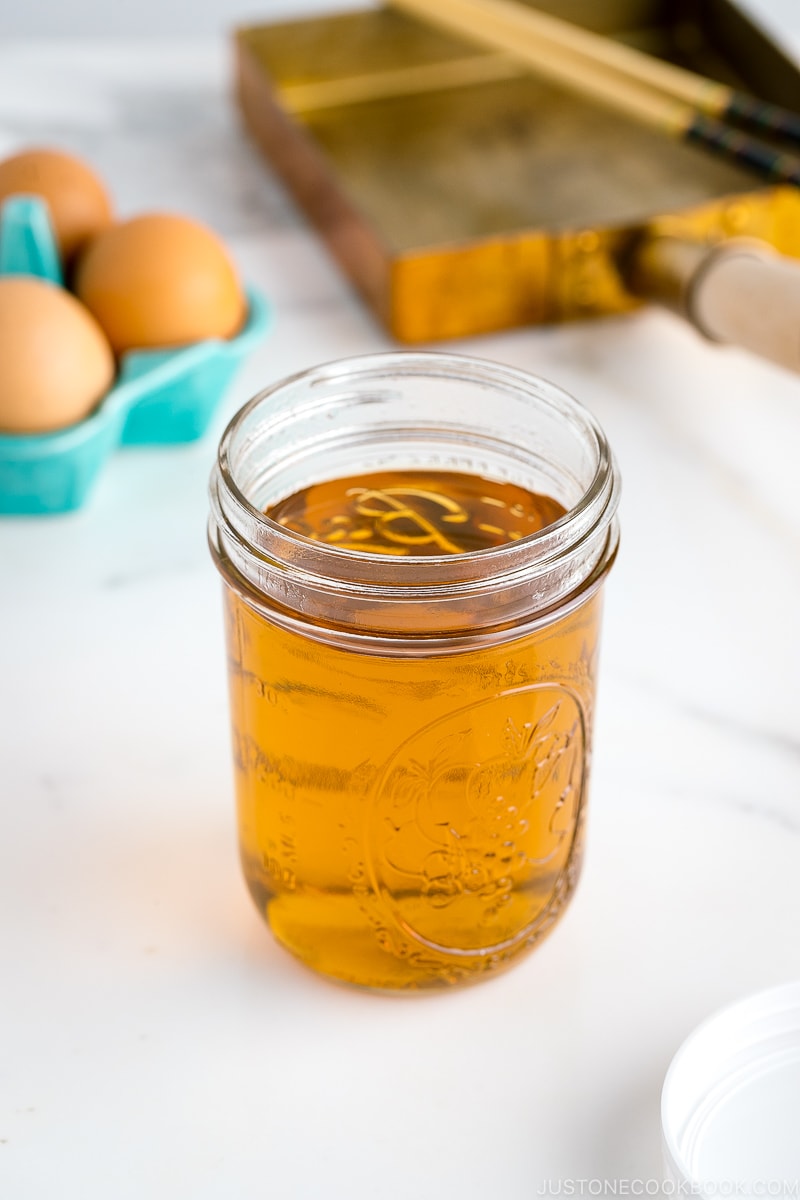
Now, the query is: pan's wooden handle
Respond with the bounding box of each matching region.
[629,235,800,375]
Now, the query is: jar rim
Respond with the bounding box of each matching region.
[213,350,618,584]
[209,351,620,643]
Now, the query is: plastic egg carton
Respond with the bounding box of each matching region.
[0,196,270,515]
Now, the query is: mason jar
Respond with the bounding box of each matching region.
[208,351,620,990]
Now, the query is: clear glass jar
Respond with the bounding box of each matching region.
[208,352,620,990]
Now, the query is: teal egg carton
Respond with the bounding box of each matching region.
[0,196,270,515]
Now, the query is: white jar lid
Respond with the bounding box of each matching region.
[662,982,800,1196]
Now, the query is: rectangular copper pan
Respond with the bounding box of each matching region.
[235,0,800,341]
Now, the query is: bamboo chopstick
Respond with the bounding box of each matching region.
[386,0,800,186]
[391,0,800,146]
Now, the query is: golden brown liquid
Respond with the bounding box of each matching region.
[267,469,565,556]
[225,471,602,989]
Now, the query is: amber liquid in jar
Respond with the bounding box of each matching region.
[225,470,602,989]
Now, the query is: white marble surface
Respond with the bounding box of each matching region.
[2,16,800,1199]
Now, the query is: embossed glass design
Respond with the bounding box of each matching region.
[208,352,620,990]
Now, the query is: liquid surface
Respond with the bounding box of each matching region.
[227,470,599,990]
[266,469,566,556]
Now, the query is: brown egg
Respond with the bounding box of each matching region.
[0,147,113,261]
[74,213,246,354]
[0,277,115,434]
